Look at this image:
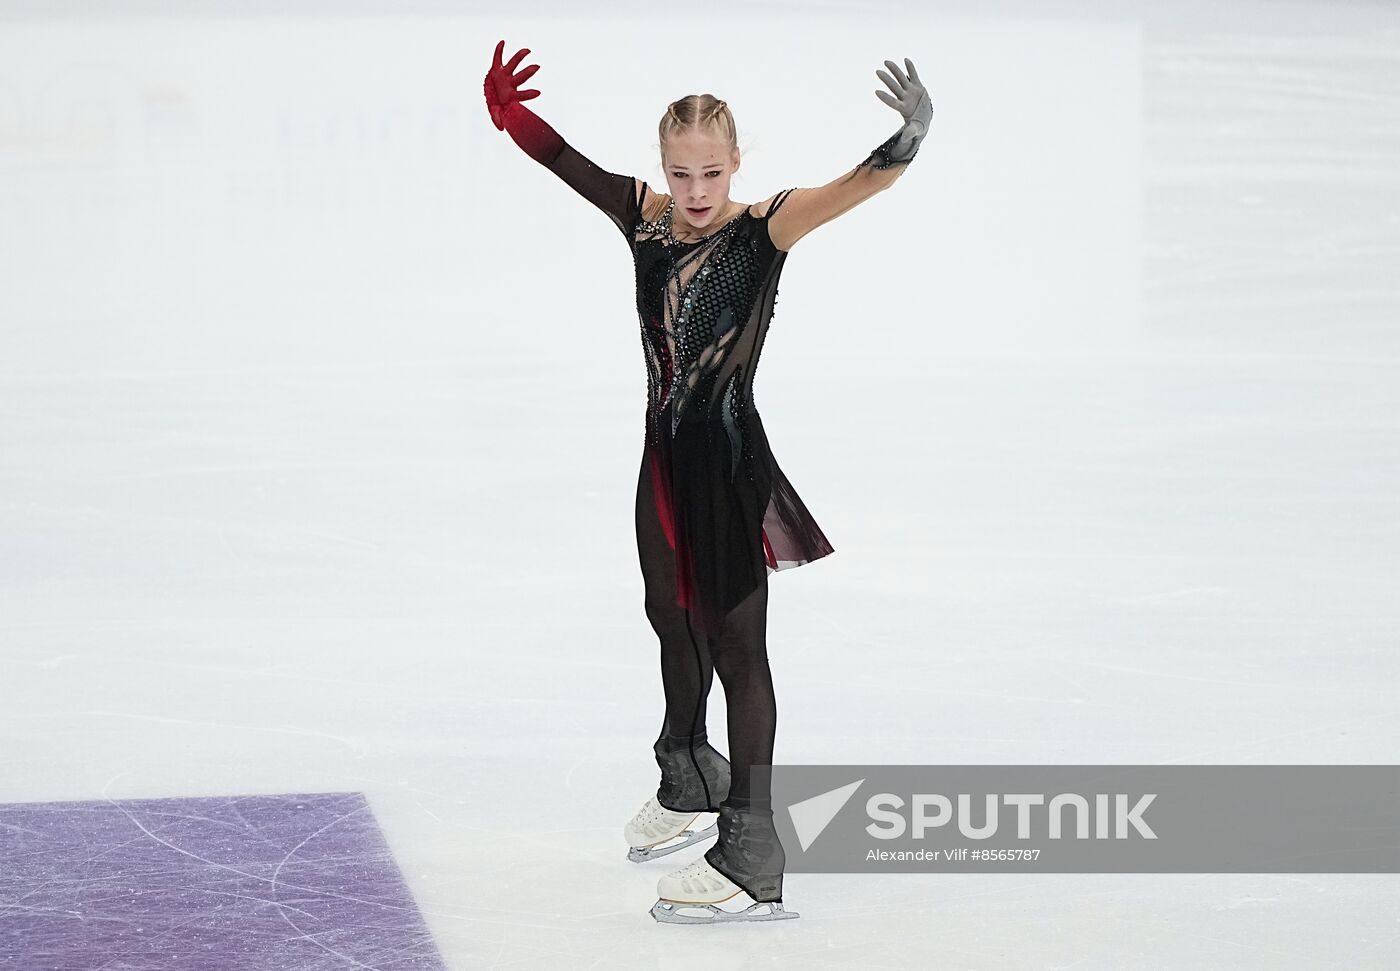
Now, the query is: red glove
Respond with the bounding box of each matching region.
[484,40,563,164]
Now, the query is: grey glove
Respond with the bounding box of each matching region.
[872,57,932,167]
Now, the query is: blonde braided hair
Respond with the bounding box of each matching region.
[658,94,738,157]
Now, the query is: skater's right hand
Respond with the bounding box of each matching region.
[483,39,542,131]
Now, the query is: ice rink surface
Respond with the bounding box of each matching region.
[1,0,1397,967]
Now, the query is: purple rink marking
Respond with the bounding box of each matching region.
[0,791,447,971]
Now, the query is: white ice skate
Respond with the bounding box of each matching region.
[649,857,799,924]
[625,796,719,863]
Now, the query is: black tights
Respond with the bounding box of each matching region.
[636,463,776,811]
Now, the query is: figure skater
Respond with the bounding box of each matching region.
[483,39,931,924]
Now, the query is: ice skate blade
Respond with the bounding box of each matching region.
[626,821,718,863]
[650,898,799,924]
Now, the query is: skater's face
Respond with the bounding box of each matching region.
[663,127,740,232]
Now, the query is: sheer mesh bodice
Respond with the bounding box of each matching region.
[634,195,777,454]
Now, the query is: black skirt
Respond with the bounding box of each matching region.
[639,409,835,636]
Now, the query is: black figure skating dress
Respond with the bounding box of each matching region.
[542,143,836,637]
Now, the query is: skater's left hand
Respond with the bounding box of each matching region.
[875,58,932,145]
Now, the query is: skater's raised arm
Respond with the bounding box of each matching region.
[765,58,933,252]
[484,40,641,240]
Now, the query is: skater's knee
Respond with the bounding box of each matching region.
[712,644,770,688]
[643,595,686,637]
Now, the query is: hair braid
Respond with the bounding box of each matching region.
[657,93,739,157]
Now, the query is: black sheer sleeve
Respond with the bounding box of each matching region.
[540,141,643,241]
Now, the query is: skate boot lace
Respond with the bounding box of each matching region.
[672,857,735,895]
[631,798,698,839]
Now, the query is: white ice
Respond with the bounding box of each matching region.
[1,1,1397,968]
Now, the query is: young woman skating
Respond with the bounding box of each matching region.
[484,39,931,924]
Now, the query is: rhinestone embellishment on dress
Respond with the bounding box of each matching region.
[633,194,766,449]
